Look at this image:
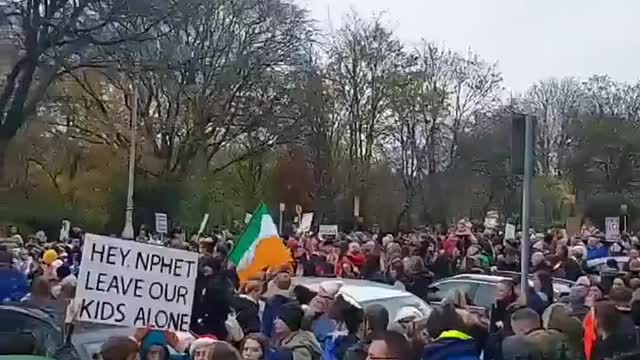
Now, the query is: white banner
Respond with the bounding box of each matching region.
[74,234,199,331]
[318,225,338,237]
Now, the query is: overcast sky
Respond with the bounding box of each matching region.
[295,0,640,93]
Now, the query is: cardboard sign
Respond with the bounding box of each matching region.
[318,225,338,237]
[155,213,168,234]
[504,224,516,240]
[299,213,314,233]
[74,234,199,331]
[605,217,620,241]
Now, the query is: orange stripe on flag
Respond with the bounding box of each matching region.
[237,236,292,283]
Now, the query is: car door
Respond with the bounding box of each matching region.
[428,280,478,304]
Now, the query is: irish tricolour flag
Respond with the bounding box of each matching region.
[229,203,293,282]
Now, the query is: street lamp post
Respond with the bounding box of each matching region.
[121,73,138,240]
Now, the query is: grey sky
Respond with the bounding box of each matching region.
[296,0,640,92]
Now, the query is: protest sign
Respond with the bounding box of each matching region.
[504,223,516,240]
[74,234,199,331]
[484,210,499,229]
[299,213,314,233]
[318,225,338,237]
[605,217,620,241]
[155,213,168,234]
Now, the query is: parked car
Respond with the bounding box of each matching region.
[293,277,432,320]
[427,273,574,309]
[0,304,192,360]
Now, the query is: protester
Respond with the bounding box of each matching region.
[190,336,218,360]
[262,267,294,337]
[240,333,270,360]
[367,331,412,360]
[344,304,389,360]
[207,341,243,360]
[273,302,322,360]
[532,271,554,305]
[592,301,640,360]
[422,303,479,360]
[99,336,140,360]
[322,301,364,360]
[233,279,263,334]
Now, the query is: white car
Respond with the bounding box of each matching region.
[293,277,432,320]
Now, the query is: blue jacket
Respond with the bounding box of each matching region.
[421,330,480,360]
[0,267,29,302]
[322,334,359,360]
[526,290,547,315]
[261,294,291,337]
[587,246,608,260]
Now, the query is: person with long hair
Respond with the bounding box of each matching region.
[240,333,270,360]
[532,271,554,305]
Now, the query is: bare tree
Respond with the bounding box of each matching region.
[0,0,170,179]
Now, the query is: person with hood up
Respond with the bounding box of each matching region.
[262,266,294,337]
[344,304,389,360]
[139,330,171,360]
[0,248,28,302]
[306,281,342,345]
[273,302,322,360]
[421,302,480,360]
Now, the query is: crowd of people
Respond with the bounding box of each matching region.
[3,218,640,359]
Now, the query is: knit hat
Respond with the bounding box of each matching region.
[42,249,58,265]
[277,302,304,332]
[189,335,217,357]
[99,336,139,360]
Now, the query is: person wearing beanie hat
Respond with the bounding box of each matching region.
[189,335,217,360]
[42,249,58,266]
[274,302,322,360]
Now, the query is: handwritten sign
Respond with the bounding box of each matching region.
[74,234,199,331]
[299,213,314,233]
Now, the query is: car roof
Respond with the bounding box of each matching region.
[293,277,410,303]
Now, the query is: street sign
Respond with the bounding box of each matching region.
[605,217,620,241]
[155,213,168,234]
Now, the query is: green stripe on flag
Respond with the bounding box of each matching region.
[229,203,269,266]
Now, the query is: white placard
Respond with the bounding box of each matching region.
[606,217,620,240]
[279,203,286,212]
[318,225,338,237]
[155,213,168,234]
[299,213,314,233]
[74,234,199,331]
[244,213,253,224]
[504,223,516,240]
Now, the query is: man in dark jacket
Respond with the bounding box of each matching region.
[191,257,233,339]
[232,279,262,334]
[345,304,389,360]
